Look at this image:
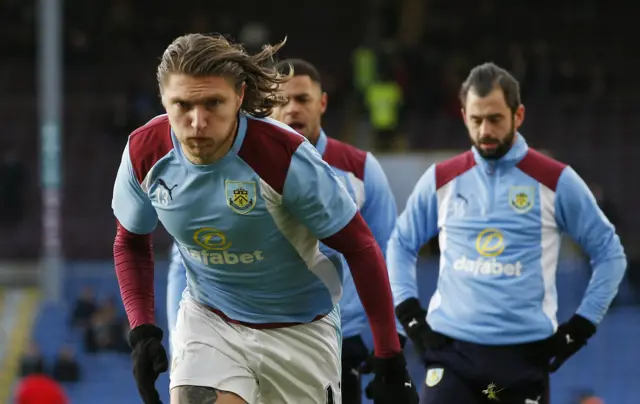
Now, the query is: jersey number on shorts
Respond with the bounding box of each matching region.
[324,384,334,404]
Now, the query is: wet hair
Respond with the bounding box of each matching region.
[157,33,292,118]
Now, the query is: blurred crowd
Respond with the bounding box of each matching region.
[0,2,636,254]
[2,0,626,143]
[19,286,130,384]
[70,288,130,354]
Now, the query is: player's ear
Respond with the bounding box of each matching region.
[513,104,525,130]
[237,82,246,109]
[320,92,328,114]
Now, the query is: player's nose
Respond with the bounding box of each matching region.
[284,101,302,115]
[190,106,209,129]
[478,125,497,138]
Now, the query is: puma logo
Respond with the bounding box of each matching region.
[157,179,178,200]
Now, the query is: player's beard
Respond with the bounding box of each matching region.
[181,121,238,164]
[473,120,516,160]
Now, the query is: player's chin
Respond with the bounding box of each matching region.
[477,147,500,159]
[187,145,215,158]
[186,139,213,148]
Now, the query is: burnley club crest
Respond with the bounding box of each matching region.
[509,186,535,214]
[225,180,257,214]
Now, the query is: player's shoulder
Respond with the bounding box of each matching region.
[129,114,172,147]
[238,115,307,194]
[127,114,174,183]
[243,115,306,152]
[515,147,567,191]
[434,150,476,190]
[323,137,367,181]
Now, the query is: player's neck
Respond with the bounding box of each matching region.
[307,130,321,146]
[183,118,239,165]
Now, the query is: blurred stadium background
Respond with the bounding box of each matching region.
[0,0,638,402]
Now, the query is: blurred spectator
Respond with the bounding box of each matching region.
[52,344,81,383]
[571,389,605,404]
[70,287,97,328]
[14,374,68,404]
[365,69,403,150]
[19,342,45,377]
[351,44,377,113]
[84,297,128,353]
[581,397,604,404]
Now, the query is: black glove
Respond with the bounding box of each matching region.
[547,314,596,373]
[396,298,449,357]
[364,354,419,404]
[129,324,169,404]
[359,334,407,375]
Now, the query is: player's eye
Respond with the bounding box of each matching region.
[205,99,222,109]
[176,101,192,110]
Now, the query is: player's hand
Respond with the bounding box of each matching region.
[395,298,449,357]
[364,353,418,404]
[129,324,169,404]
[546,314,596,373]
[359,334,407,375]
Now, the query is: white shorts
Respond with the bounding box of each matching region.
[170,297,342,404]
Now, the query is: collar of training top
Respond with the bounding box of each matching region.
[315,128,328,156]
[471,132,528,170]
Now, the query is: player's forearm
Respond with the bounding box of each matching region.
[577,256,627,324]
[114,222,156,328]
[322,213,401,358]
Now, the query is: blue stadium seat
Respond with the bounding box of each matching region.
[25,262,170,404]
[24,259,640,403]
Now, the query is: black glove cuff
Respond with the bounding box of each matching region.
[568,314,596,340]
[129,324,163,348]
[395,298,425,324]
[373,353,407,374]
